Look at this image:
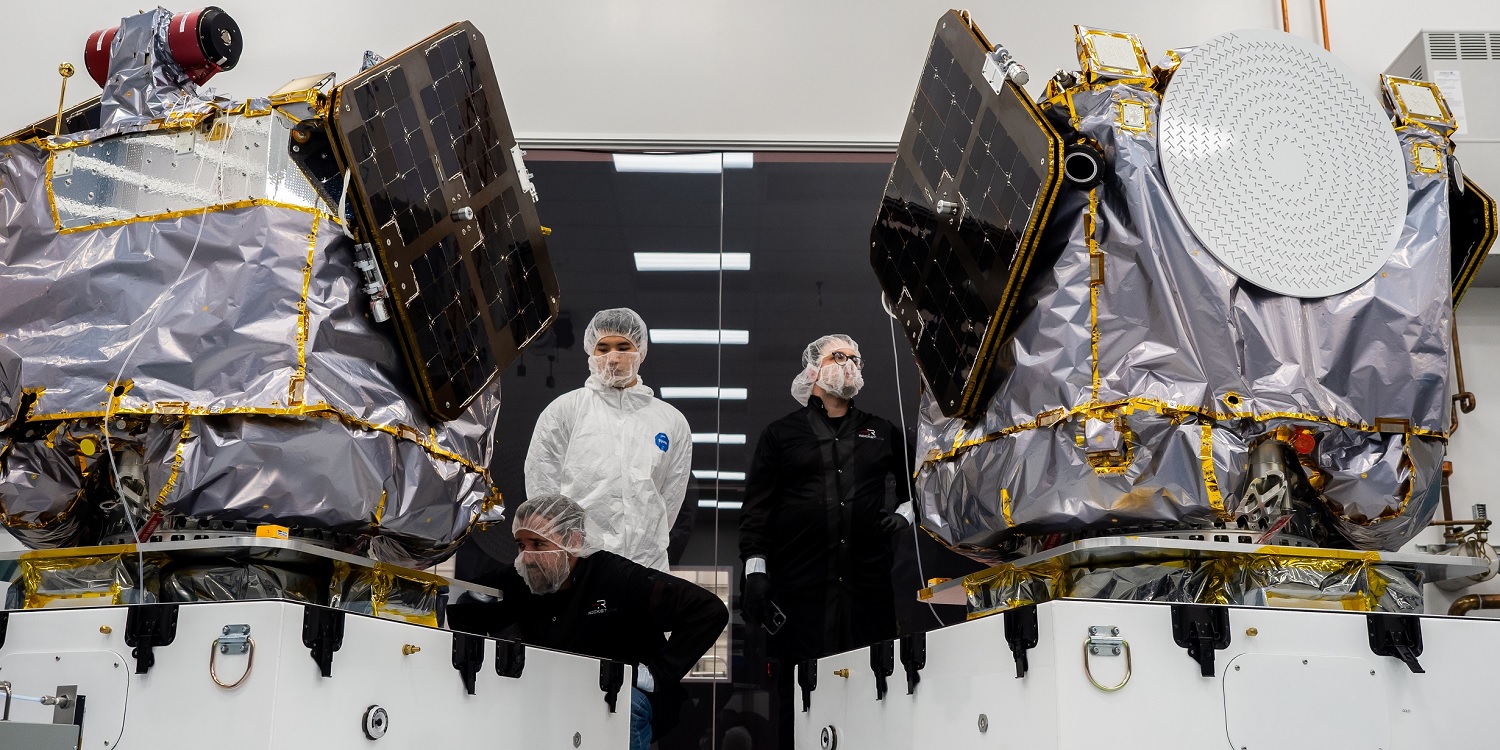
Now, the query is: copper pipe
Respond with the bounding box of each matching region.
[1449,594,1500,616]
[1318,0,1331,50]
[1281,0,1291,33]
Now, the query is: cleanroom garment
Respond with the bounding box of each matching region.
[740,396,911,659]
[526,378,692,571]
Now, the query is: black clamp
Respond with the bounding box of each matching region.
[1004,605,1039,678]
[0,611,9,651]
[1367,612,1425,674]
[899,632,926,695]
[123,603,179,674]
[495,639,526,679]
[452,632,485,695]
[599,660,625,713]
[301,605,345,678]
[1171,604,1230,677]
[798,659,818,712]
[870,640,895,700]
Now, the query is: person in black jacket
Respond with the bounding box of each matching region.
[447,494,728,750]
[739,334,913,749]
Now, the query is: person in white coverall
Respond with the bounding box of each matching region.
[524,308,692,571]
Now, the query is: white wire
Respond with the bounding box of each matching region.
[100,126,238,600]
[888,306,942,625]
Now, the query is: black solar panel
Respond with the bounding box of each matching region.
[1451,174,1497,308]
[331,21,558,421]
[872,11,1063,420]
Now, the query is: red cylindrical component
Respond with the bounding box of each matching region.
[167,6,242,85]
[83,26,119,88]
[1293,430,1317,456]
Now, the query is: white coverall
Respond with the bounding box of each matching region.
[524,377,692,571]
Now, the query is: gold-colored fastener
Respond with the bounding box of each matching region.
[99,625,112,635]
[833,669,850,678]
[402,644,421,656]
[1245,627,1259,637]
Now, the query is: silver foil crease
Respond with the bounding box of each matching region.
[162,561,323,604]
[0,110,499,565]
[0,346,20,431]
[915,78,1451,557]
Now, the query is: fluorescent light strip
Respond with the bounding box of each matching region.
[692,433,747,445]
[697,499,745,510]
[612,152,754,173]
[651,329,749,345]
[634,253,751,272]
[692,470,747,481]
[659,387,748,400]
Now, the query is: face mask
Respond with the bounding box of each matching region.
[817,361,864,400]
[515,549,573,594]
[588,350,642,388]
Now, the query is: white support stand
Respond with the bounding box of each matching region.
[797,599,1498,750]
[0,600,629,749]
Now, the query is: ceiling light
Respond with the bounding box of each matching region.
[692,470,747,481]
[696,499,744,510]
[692,433,747,444]
[651,329,749,345]
[612,152,754,173]
[660,387,748,400]
[634,253,751,272]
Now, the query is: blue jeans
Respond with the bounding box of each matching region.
[630,687,653,750]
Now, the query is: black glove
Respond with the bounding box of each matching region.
[876,512,911,535]
[742,572,772,627]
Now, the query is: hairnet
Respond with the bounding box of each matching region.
[790,334,861,406]
[512,494,594,556]
[583,308,649,359]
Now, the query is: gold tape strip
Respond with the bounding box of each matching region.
[53,197,340,235]
[151,420,194,512]
[1199,423,1229,520]
[1086,188,1102,402]
[922,396,1447,468]
[289,215,321,404]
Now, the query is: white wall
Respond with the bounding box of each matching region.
[2,1,1499,147]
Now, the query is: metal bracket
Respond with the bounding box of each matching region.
[599,660,625,713]
[899,632,925,695]
[870,640,895,701]
[1171,604,1230,677]
[301,605,345,678]
[217,624,251,655]
[798,659,818,712]
[1087,625,1124,656]
[452,632,485,695]
[351,243,392,323]
[1004,605,1040,678]
[123,603,179,674]
[1368,612,1425,674]
[495,639,525,679]
[50,685,81,726]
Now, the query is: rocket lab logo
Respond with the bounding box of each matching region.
[858,428,880,440]
[655,432,670,452]
[588,599,609,615]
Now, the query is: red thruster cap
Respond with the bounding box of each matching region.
[1293,431,1317,455]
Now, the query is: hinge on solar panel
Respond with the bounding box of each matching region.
[352,243,392,323]
[511,145,538,203]
[982,43,1030,92]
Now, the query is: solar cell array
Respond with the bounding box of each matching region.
[1451,175,1497,308]
[871,11,1063,419]
[333,22,557,421]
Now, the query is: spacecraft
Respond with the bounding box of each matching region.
[0,10,623,749]
[794,12,1500,749]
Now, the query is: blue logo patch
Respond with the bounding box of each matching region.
[655,432,670,452]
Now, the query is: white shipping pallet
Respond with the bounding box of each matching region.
[797,599,1498,750]
[0,599,628,749]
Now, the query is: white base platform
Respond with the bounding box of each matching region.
[797,599,1498,750]
[0,599,628,749]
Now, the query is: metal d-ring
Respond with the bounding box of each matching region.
[1082,638,1131,692]
[209,636,256,689]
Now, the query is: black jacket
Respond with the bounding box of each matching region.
[446,551,728,734]
[738,397,911,660]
